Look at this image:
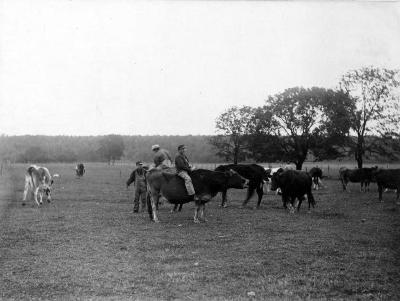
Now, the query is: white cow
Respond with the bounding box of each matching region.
[22,165,54,206]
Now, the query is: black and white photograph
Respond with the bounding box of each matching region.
[1,0,400,299]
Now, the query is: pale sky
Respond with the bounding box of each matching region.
[1,0,400,136]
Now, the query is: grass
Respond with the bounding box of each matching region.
[0,163,399,300]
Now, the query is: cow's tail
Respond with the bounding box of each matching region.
[146,192,153,221]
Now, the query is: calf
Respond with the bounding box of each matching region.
[22,165,54,206]
[309,167,323,190]
[75,163,85,177]
[270,170,316,213]
[372,169,400,203]
[339,166,378,192]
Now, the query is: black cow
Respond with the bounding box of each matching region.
[270,170,316,212]
[146,168,248,223]
[371,168,400,203]
[75,163,85,177]
[339,166,378,192]
[309,167,323,190]
[215,164,270,208]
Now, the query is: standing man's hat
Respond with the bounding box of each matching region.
[178,144,186,150]
[136,161,143,166]
[151,144,160,151]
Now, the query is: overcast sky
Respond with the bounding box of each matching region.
[1,1,399,136]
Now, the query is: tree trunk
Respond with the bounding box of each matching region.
[356,155,363,168]
[295,161,303,170]
[355,135,364,168]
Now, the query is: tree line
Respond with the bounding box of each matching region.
[210,66,400,169]
[1,67,399,168]
[0,134,221,164]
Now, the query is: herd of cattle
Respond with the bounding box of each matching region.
[21,163,399,222]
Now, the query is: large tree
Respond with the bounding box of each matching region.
[259,87,353,170]
[209,106,255,164]
[340,66,400,168]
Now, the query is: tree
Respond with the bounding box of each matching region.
[209,106,255,164]
[260,87,353,170]
[311,89,356,160]
[245,106,282,162]
[18,146,49,163]
[98,135,125,164]
[340,66,400,168]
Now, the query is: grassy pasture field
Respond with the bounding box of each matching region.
[1,163,400,300]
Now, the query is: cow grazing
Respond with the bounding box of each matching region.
[75,163,85,177]
[371,168,400,203]
[309,167,323,190]
[22,165,54,206]
[270,170,316,213]
[215,164,270,208]
[339,166,378,192]
[146,168,248,223]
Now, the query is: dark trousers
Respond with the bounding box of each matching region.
[134,188,147,211]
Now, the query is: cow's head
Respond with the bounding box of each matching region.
[263,168,272,182]
[270,172,281,191]
[269,168,284,191]
[225,169,249,189]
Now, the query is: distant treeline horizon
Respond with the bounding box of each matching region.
[0,134,397,165]
[0,135,221,164]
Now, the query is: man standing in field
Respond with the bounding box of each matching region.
[126,161,147,213]
[152,144,173,169]
[175,144,197,200]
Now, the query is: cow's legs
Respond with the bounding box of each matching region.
[22,178,30,205]
[307,191,316,212]
[378,185,383,202]
[341,178,348,191]
[287,197,295,213]
[171,204,178,213]
[281,194,287,209]
[171,203,183,213]
[193,203,201,223]
[148,190,159,223]
[38,191,43,205]
[199,203,207,222]
[242,186,256,207]
[220,189,228,207]
[256,185,263,208]
[33,187,40,206]
[296,196,304,211]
